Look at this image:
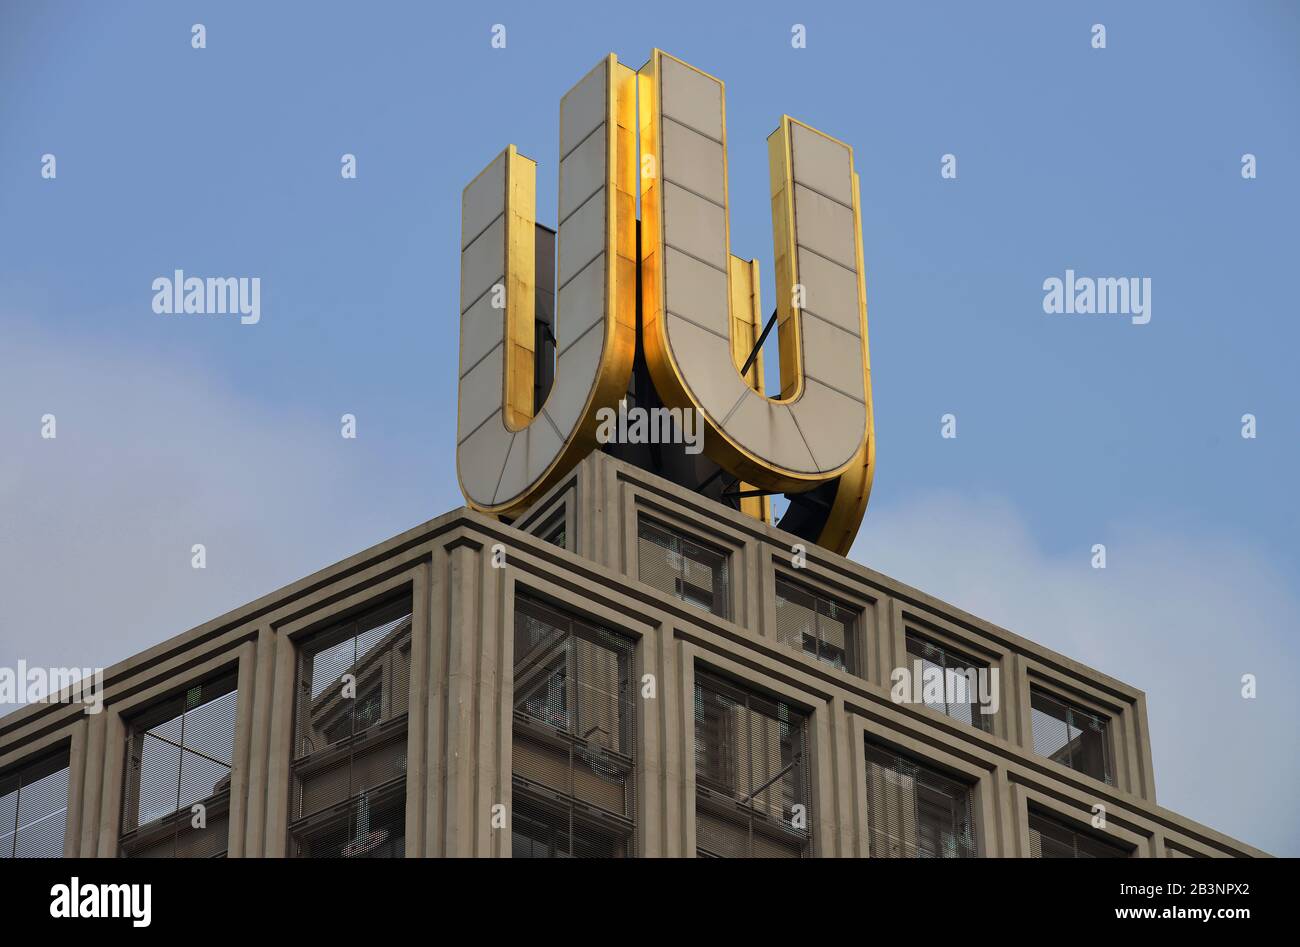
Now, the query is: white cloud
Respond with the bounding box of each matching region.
[850,490,1300,856]
[0,324,418,678]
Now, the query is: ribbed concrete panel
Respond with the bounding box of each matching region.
[664,246,729,337]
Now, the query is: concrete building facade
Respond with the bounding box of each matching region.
[0,452,1266,858]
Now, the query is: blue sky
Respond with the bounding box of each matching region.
[1,1,1297,853]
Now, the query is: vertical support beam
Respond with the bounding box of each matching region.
[242,625,277,856]
[63,718,87,857]
[263,625,296,857]
[827,697,857,857]
[425,545,450,856]
[95,711,125,857]
[473,549,507,856]
[405,559,432,857]
[78,708,106,857]
[441,541,481,856]
[226,638,258,858]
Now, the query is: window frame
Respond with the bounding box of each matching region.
[636,514,732,619]
[774,573,861,675]
[118,669,239,858]
[0,748,71,859]
[1029,685,1115,786]
[511,592,638,858]
[288,593,414,859]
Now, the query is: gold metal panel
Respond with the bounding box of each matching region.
[638,49,874,545]
[456,55,637,519]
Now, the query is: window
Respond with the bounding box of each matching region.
[120,672,237,857]
[536,508,567,549]
[775,577,857,673]
[864,743,975,858]
[512,595,636,857]
[694,670,811,857]
[905,633,994,733]
[1030,687,1113,784]
[638,518,730,617]
[1028,810,1129,858]
[290,597,412,858]
[1,752,69,858]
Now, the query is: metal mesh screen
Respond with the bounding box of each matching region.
[775,577,856,673]
[120,671,238,858]
[1030,688,1113,784]
[290,597,412,858]
[512,595,635,857]
[904,633,993,733]
[637,518,730,617]
[0,751,69,858]
[1028,809,1128,858]
[693,670,811,857]
[864,742,975,858]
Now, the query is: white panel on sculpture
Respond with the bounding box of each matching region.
[722,394,819,474]
[800,314,865,402]
[526,414,565,485]
[494,427,530,506]
[557,189,606,289]
[790,379,865,470]
[459,290,503,378]
[460,215,506,311]
[559,127,606,222]
[556,250,606,353]
[458,344,504,440]
[662,181,728,272]
[455,57,630,513]
[560,63,607,158]
[458,414,513,506]
[790,124,853,206]
[661,118,726,203]
[461,154,506,250]
[663,247,729,335]
[796,247,861,336]
[665,314,750,422]
[660,56,722,139]
[545,322,606,435]
[791,184,856,272]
